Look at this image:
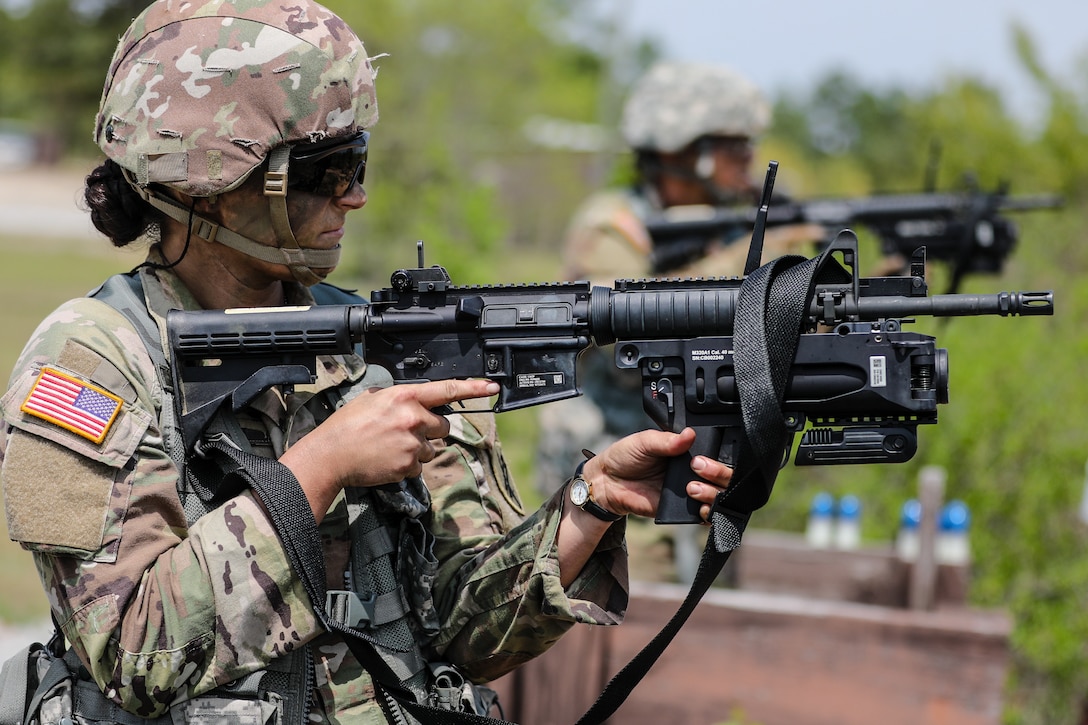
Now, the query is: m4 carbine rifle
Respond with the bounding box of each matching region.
[168,235,1053,524]
[646,184,1062,293]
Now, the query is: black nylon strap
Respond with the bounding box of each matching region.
[724,253,821,511]
[571,506,747,725]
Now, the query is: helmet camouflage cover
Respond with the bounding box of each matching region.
[620,60,770,153]
[95,0,379,198]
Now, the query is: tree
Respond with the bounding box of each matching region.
[321,0,624,287]
[0,0,145,156]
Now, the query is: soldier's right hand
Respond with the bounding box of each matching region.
[280,379,499,521]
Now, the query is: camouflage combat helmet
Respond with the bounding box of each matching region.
[94,0,379,285]
[620,60,770,153]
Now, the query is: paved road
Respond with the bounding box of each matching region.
[0,164,99,242]
[0,619,55,663]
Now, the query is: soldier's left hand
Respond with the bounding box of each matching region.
[583,428,731,522]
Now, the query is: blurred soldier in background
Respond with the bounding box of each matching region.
[536,61,823,582]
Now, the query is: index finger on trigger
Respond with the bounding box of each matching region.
[691,455,733,486]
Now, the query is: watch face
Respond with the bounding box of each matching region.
[570,478,590,506]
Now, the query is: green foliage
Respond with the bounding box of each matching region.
[0,0,142,156]
[766,46,1088,725]
[316,0,616,290]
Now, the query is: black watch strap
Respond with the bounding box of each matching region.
[580,489,623,522]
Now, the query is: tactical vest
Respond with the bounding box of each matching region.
[76,272,456,724]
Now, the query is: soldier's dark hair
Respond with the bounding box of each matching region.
[83,158,163,247]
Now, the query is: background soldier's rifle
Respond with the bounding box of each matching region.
[646,182,1062,294]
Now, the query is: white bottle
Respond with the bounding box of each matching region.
[896,499,922,561]
[834,494,861,550]
[937,500,971,565]
[806,492,834,548]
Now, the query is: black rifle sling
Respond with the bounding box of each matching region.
[195,248,845,725]
[728,252,826,511]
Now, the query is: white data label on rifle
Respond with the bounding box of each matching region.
[869,356,887,387]
[516,373,562,389]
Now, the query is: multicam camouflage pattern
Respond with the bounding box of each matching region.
[620,60,771,153]
[559,188,756,287]
[559,189,655,286]
[0,251,630,722]
[95,0,380,197]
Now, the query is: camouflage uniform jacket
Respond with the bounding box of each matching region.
[560,186,825,286]
[0,255,629,722]
[559,187,752,287]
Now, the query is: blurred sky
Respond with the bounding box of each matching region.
[609,0,1088,128]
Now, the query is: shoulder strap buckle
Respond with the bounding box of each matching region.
[326,589,377,629]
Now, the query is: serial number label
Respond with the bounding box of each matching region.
[517,372,565,388]
[869,356,887,387]
[691,349,732,362]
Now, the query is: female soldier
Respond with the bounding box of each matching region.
[0,1,731,722]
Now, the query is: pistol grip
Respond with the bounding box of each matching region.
[654,427,727,525]
[654,455,704,524]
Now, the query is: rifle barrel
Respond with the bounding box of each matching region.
[594,287,1054,342]
[852,291,1054,318]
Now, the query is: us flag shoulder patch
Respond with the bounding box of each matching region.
[21,367,123,445]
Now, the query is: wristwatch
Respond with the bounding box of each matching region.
[568,463,623,522]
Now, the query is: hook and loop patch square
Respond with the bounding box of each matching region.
[20,367,123,445]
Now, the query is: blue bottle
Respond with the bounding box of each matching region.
[896,499,922,561]
[834,494,861,550]
[937,500,971,565]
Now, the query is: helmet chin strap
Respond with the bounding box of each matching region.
[264,146,331,287]
[123,165,340,287]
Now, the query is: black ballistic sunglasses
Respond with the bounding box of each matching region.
[288,130,369,197]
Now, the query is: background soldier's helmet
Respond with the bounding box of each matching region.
[620,60,771,153]
[94,0,379,197]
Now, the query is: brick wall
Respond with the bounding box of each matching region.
[490,538,1011,725]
